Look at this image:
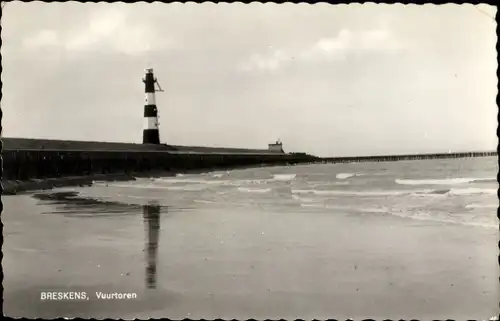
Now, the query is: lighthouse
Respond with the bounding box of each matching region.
[142,68,163,144]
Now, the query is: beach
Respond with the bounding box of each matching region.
[2,157,499,319]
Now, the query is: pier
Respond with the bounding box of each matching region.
[321,151,497,163]
[0,137,319,183]
[1,137,496,183]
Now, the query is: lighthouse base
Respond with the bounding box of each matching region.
[143,129,160,145]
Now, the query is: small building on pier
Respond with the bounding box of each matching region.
[268,140,285,153]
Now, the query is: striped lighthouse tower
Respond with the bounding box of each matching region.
[142,68,163,144]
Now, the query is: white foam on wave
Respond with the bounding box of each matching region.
[155,178,230,185]
[291,189,427,197]
[300,203,348,210]
[211,173,224,178]
[299,203,387,213]
[145,176,271,187]
[273,174,297,181]
[297,201,495,227]
[395,177,496,185]
[317,190,404,196]
[301,203,498,229]
[99,183,206,192]
[193,199,215,204]
[300,203,332,209]
[387,208,498,229]
[465,203,499,209]
[164,185,206,191]
[310,181,350,187]
[336,173,361,179]
[292,186,499,198]
[299,203,353,210]
[409,192,448,198]
[125,195,160,200]
[447,188,497,196]
[232,179,269,185]
[237,187,272,193]
[94,182,126,188]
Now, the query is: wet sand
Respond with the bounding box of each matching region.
[2,192,498,319]
[1,174,136,195]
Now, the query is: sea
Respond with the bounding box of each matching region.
[63,156,497,229]
[2,156,499,319]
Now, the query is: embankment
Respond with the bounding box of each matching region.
[1,138,319,194]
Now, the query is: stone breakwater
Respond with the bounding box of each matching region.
[1,138,319,194]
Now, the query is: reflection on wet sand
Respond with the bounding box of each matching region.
[143,203,161,289]
[32,191,143,216]
[32,191,165,290]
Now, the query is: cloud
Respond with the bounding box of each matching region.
[64,8,126,51]
[237,47,292,73]
[300,29,352,62]
[238,28,404,72]
[21,7,172,55]
[22,30,60,48]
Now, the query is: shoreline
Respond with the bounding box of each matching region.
[1,163,303,195]
[1,174,137,195]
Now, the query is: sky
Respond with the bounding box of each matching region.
[1,2,497,157]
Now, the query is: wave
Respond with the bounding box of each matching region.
[395,177,497,185]
[193,199,215,204]
[309,181,350,187]
[272,174,296,181]
[296,201,496,228]
[163,185,206,191]
[124,195,160,200]
[387,209,497,229]
[336,173,363,180]
[447,188,497,196]
[237,187,272,193]
[98,183,205,191]
[300,203,336,209]
[299,203,388,214]
[421,189,450,195]
[465,203,499,209]
[234,179,270,185]
[292,194,315,203]
[291,188,425,197]
[156,177,272,186]
[209,170,230,178]
[292,187,497,197]
[154,178,230,185]
[154,176,276,186]
[305,202,498,229]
